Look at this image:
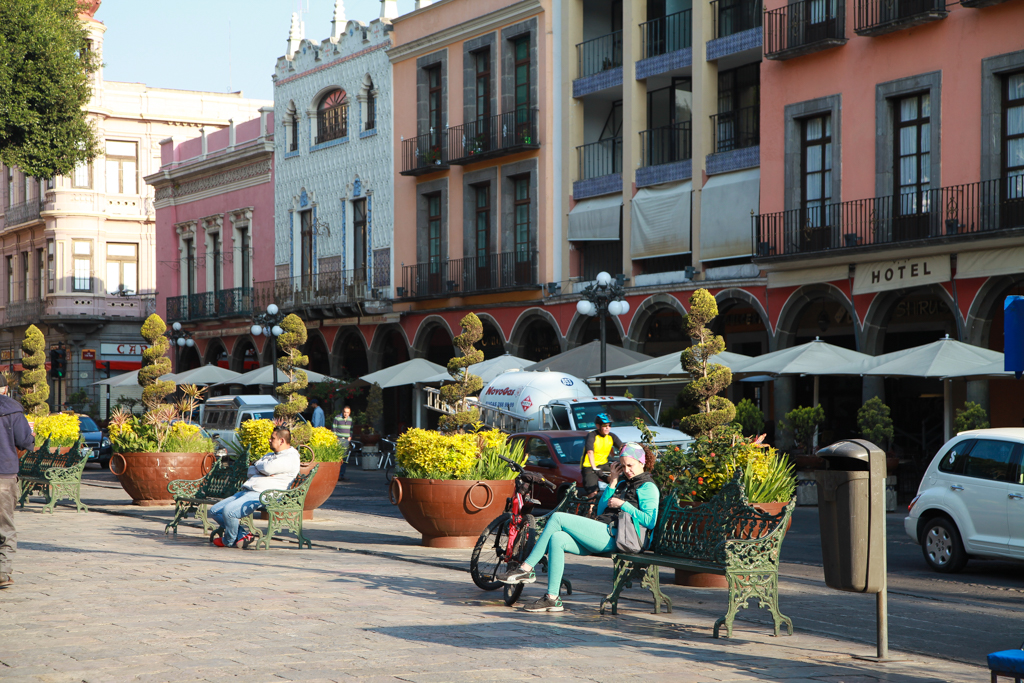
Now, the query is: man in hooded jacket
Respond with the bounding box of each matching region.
[0,374,35,589]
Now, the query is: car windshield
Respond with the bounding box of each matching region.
[549,437,585,464]
[570,401,655,430]
[78,417,100,432]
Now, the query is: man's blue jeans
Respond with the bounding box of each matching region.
[208,490,262,545]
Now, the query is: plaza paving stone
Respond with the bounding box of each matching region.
[0,479,992,683]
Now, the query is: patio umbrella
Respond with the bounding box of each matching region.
[90,370,151,387]
[356,358,448,389]
[211,364,335,387]
[942,358,1014,380]
[421,353,534,385]
[524,340,652,378]
[165,364,241,386]
[587,350,753,387]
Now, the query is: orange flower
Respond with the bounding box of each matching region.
[669,474,677,482]
[691,490,697,496]
[697,477,704,485]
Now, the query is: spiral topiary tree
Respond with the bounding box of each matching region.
[678,289,735,439]
[273,313,309,424]
[439,313,484,432]
[19,324,49,417]
[139,314,174,410]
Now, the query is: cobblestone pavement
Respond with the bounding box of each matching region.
[0,481,990,683]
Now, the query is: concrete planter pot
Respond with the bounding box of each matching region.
[110,452,215,506]
[388,477,514,548]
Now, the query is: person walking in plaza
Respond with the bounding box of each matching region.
[310,399,325,428]
[0,375,34,589]
[498,443,659,612]
[332,405,353,481]
[581,414,622,495]
[210,426,300,548]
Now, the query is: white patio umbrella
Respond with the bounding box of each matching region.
[211,364,335,387]
[90,369,153,387]
[587,350,753,387]
[357,358,448,389]
[422,353,534,385]
[165,364,242,386]
[942,358,1014,380]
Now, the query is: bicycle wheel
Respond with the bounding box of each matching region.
[383,452,396,484]
[503,514,535,606]
[471,513,511,590]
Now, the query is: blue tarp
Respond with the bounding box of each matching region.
[1005,295,1024,380]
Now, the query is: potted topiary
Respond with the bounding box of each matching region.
[778,404,826,469]
[360,381,384,450]
[18,325,49,431]
[857,396,898,475]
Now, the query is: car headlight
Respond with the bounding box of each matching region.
[101,436,111,447]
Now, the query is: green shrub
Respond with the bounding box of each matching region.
[19,325,49,417]
[857,396,894,449]
[733,399,765,437]
[778,405,825,454]
[139,314,174,409]
[439,313,484,432]
[678,289,735,438]
[955,401,990,433]
[274,313,309,423]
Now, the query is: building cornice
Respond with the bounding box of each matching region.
[387,0,543,64]
[145,140,274,190]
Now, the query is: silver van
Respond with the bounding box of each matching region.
[201,395,282,450]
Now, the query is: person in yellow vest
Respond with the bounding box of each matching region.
[581,413,622,495]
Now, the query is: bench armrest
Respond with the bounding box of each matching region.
[43,462,86,484]
[718,522,788,568]
[168,478,204,498]
[259,486,306,510]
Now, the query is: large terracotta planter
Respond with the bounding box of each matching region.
[389,477,514,548]
[298,460,342,520]
[110,452,215,506]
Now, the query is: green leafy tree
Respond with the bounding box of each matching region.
[0,0,101,178]
[138,314,174,410]
[857,396,894,449]
[19,325,49,417]
[778,405,825,454]
[955,401,990,433]
[733,398,765,437]
[274,313,309,423]
[678,289,735,438]
[440,313,484,432]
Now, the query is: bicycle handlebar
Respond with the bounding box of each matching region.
[498,454,556,491]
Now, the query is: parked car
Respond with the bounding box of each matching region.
[507,430,588,508]
[77,415,112,468]
[905,428,1024,572]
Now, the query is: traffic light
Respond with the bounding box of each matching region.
[101,360,111,378]
[50,348,66,379]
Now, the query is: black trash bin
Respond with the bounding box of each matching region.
[815,439,886,593]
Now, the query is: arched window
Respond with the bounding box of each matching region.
[317,89,348,144]
[363,77,376,131]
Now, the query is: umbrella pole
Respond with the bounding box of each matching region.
[943,379,951,443]
[600,311,607,395]
[812,375,820,451]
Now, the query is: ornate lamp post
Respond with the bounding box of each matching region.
[576,271,629,394]
[251,304,285,392]
[165,322,195,373]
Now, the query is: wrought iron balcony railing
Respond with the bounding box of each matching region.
[167,287,253,323]
[753,176,1024,260]
[640,10,692,58]
[400,130,449,176]
[712,0,763,38]
[577,137,622,181]
[400,250,539,299]
[855,0,947,36]
[4,199,43,227]
[765,0,847,60]
[448,108,540,165]
[711,106,760,153]
[3,296,46,326]
[576,31,623,79]
[640,122,692,167]
[252,269,390,313]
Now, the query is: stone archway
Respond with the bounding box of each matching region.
[369,324,410,371]
[477,314,508,360]
[302,330,332,376]
[230,336,260,373]
[509,311,563,362]
[332,329,369,381]
[774,283,858,353]
[204,339,229,368]
[565,311,624,350]
[176,344,201,373]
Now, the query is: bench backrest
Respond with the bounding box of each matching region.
[547,483,599,519]
[650,469,794,563]
[38,441,83,470]
[258,464,319,510]
[18,437,50,476]
[197,454,250,499]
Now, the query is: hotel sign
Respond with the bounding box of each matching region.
[853,257,950,295]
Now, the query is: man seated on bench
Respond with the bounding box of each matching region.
[210,426,300,548]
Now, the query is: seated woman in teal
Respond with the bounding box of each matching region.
[498,442,660,612]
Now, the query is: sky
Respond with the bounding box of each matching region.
[97,0,417,103]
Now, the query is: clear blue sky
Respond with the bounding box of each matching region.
[97,0,416,102]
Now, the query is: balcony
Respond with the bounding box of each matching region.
[578,137,623,181]
[400,130,449,176]
[641,10,692,58]
[577,31,623,79]
[253,269,391,317]
[447,109,540,165]
[753,177,1024,261]
[4,199,43,228]
[765,0,847,60]
[166,287,253,323]
[713,0,764,37]
[855,0,947,37]
[3,296,46,326]
[711,107,760,153]
[637,122,692,187]
[399,250,539,300]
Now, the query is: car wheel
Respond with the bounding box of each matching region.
[99,458,111,470]
[920,517,968,573]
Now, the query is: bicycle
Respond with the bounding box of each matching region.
[469,454,585,606]
[378,436,397,483]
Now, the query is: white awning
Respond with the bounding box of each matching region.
[568,194,622,241]
[630,180,691,259]
[699,167,759,262]
[956,246,1024,280]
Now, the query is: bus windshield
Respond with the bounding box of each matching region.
[570,401,656,430]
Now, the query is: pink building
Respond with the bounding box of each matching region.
[145,111,275,373]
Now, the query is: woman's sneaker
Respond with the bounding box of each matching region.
[524,595,563,612]
[496,563,536,584]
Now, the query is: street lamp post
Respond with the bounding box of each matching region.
[576,271,629,394]
[251,304,285,393]
[165,322,195,373]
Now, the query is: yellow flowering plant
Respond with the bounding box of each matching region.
[307,426,346,463]
[237,418,275,464]
[395,427,526,480]
[33,413,81,448]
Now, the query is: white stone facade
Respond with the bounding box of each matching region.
[273,13,394,293]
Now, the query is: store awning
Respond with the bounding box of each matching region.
[568,194,622,241]
[630,180,691,259]
[699,167,759,262]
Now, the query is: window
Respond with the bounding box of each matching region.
[20,252,28,301]
[963,439,1018,482]
[646,78,692,164]
[716,63,760,152]
[427,193,442,281]
[289,115,299,152]
[73,241,91,292]
[183,238,195,297]
[801,114,833,236]
[239,226,251,289]
[1003,71,1024,202]
[72,161,92,188]
[210,233,221,293]
[5,256,12,303]
[523,437,551,467]
[365,82,376,132]
[106,243,138,295]
[24,175,32,202]
[474,49,491,123]
[427,66,443,150]
[36,248,44,300]
[895,93,931,216]
[5,166,12,207]
[46,240,55,295]
[317,89,348,144]
[514,176,532,283]
[475,185,490,265]
[353,198,367,280]
[514,37,530,111]
[300,210,313,286]
[105,140,138,194]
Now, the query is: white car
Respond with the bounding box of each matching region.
[905,428,1024,572]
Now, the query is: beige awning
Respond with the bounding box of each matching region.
[568,194,622,241]
[699,167,759,262]
[956,246,1024,280]
[630,180,691,259]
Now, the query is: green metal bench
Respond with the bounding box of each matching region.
[165,453,250,535]
[18,439,89,513]
[599,469,795,639]
[209,465,320,550]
